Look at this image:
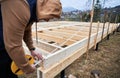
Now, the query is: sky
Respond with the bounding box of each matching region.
[60,0,120,10]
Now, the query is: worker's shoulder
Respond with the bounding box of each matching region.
[0,0,28,4]
[0,0,4,2]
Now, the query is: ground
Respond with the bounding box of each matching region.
[59,31,120,78]
[19,30,120,78]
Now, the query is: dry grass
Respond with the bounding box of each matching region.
[60,32,120,78]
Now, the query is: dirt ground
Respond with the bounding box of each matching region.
[56,31,120,78]
[19,30,120,78]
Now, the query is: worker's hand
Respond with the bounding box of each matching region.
[25,65,36,74]
[31,50,43,61]
[22,65,36,78]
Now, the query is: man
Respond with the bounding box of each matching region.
[0,0,62,78]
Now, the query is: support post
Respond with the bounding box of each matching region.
[60,69,65,78]
[107,34,110,40]
[95,42,99,51]
[37,69,40,78]
[106,11,112,40]
[113,30,115,35]
[37,69,43,78]
[116,25,120,32]
[101,22,105,41]
[114,15,118,33]
[94,21,100,51]
[101,11,107,41]
[36,22,38,44]
[107,22,110,40]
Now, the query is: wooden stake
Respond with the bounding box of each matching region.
[94,21,100,50]
[101,11,107,40]
[107,21,111,35]
[36,22,38,43]
[101,22,105,40]
[106,13,112,40]
[114,15,118,33]
[86,0,95,61]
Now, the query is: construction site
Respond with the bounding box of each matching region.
[18,0,120,78]
[0,0,120,78]
[20,21,120,78]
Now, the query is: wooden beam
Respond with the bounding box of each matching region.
[53,28,78,34]
[33,30,87,42]
[53,28,97,35]
[38,30,77,39]
[33,39,63,49]
[39,36,100,78]
[64,26,97,33]
[33,40,58,53]
[33,33,75,46]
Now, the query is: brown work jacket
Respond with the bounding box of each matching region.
[1,0,62,73]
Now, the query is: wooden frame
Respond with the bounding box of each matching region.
[24,21,118,78]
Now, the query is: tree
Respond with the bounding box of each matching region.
[93,0,102,22]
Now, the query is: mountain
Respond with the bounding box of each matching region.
[103,5,120,14]
[62,7,78,12]
[111,5,120,13]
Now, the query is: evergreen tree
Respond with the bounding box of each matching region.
[93,0,102,22]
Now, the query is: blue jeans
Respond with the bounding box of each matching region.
[0,49,18,78]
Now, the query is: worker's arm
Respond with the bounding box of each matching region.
[23,23,35,51]
[23,23,43,60]
[1,0,35,74]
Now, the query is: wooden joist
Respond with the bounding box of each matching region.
[26,21,119,78]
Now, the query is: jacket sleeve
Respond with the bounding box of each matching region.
[23,23,35,51]
[1,0,34,73]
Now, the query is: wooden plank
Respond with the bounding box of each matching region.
[33,39,63,49]
[33,31,70,41]
[63,26,80,31]
[38,30,76,39]
[47,29,87,41]
[39,36,100,78]
[53,28,78,34]
[71,36,86,41]
[64,26,97,34]
[53,28,97,35]
[43,29,95,38]
[33,29,89,43]
[33,33,75,46]
[33,40,58,53]
[77,31,91,36]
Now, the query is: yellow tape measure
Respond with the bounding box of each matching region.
[11,55,35,75]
